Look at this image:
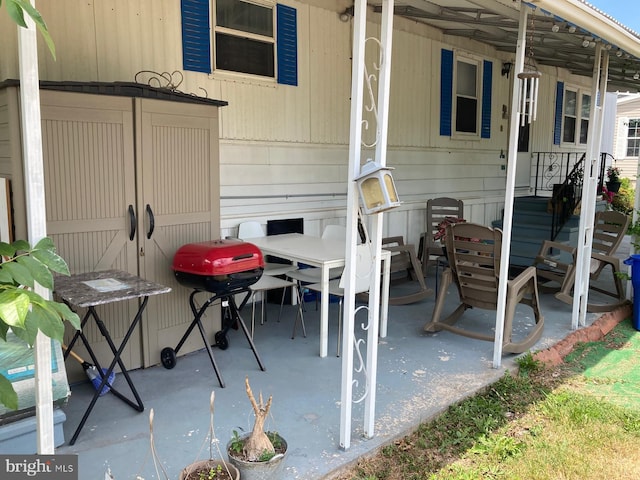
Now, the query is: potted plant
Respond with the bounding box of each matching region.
[606,165,622,193]
[226,377,287,480]
[180,392,240,480]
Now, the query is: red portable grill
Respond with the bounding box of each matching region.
[161,239,266,388]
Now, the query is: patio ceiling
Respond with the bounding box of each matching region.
[367,0,640,92]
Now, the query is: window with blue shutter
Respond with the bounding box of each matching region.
[277,4,298,86]
[181,0,212,74]
[554,81,564,145]
[481,60,492,139]
[441,50,491,138]
[440,49,454,137]
[181,1,297,86]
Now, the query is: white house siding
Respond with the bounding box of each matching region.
[613,96,640,186]
[0,0,597,247]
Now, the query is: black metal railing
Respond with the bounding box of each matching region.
[549,155,585,240]
[533,151,612,196]
[533,151,613,240]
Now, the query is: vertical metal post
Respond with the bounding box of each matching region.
[573,46,609,328]
[364,0,394,439]
[493,5,528,368]
[17,0,54,454]
[340,0,368,450]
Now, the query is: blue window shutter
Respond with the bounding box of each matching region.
[554,81,564,145]
[481,60,492,139]
[277,4,298,86]
[440,49,454,136]
[181,0,211,73]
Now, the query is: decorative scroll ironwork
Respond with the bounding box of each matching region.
[351,305,370,404]
[135,70,184,90]
[542,152,562,190]
[134,70,208,98]
[361,37,384,148]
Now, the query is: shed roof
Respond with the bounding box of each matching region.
[0,79,228,107]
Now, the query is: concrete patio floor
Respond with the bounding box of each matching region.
[55,243,633,480]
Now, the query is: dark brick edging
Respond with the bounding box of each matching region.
[533,302,633,367]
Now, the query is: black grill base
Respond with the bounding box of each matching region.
[161,288,265,388]
[173,269,262,293]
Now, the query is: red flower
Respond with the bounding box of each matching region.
[434,217,466,241]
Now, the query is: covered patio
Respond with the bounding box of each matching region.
[4,0,640,475]
[54,251,631,479]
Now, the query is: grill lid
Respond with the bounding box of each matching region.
[172,239,264,276]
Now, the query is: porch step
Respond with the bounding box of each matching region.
[493,196,580,267]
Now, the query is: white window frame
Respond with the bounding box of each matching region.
[562,86,591,145]
[212,0,277,80]
[452,55,481,138]
[626,118,640,157]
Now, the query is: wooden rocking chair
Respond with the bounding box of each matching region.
[533,209,630,312]
[424,223,544,354]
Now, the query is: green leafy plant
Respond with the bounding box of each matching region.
[267,431,283,450]
[627,210,640,252]
[198,464,223,479]
[607,165,622,183]
[1,0,55,59]
[229,430,244,455]
[610,178,634,215]
[0,238,80,410]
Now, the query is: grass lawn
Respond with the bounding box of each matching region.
[332,319,640,480]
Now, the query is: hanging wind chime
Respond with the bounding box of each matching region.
[517,17,542,126]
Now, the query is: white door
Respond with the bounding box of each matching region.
[41,91,140,382]
[515,121,532,188]
[136,98,221,367]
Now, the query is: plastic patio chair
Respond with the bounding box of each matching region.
[533,209,630,312]
[424,222,544,354]
[247,274,303,339]
[286,224,347,308]
[238,221,298,276]
[378,235,432,304]
[293,242,373,356]
[418,197,464,276]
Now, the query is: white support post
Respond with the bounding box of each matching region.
[364,0,394,440]
[573,46,609,329]
[493,5,528,368]
[17,0,54,454]
[340,0,368,451]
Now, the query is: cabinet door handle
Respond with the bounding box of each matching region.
[128,205,136,241]
[146,204,155,239]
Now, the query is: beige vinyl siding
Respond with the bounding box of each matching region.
[612,96,640,185]
[0,0,600,249]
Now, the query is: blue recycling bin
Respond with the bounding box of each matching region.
[623,255,640,330]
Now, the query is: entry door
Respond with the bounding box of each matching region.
[135,99,221,367]
[40,91,140,381]
[515,120,532,188]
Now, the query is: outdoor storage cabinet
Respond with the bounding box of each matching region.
[0,80,227,381]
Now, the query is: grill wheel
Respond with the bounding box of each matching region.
[160,347,177,369]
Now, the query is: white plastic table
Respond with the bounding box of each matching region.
[246,233,391,357]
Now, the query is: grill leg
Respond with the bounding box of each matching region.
[171,290,225,388]
[226,295,266,371]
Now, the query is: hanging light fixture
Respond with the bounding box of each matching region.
[517,17,542,126]
[354,159,401,215]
